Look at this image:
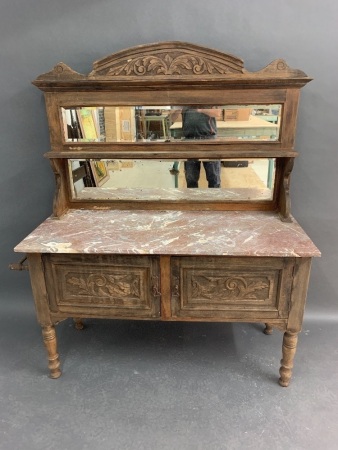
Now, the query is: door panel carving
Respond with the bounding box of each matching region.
[171,256,293,319]
[43,254,160,318]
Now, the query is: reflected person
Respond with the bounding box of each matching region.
[171,107,221,188]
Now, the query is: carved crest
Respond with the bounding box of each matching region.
[105,53,237,76]
[89,41,245,78]
[33,41,311,89]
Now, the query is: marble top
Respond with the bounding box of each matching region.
[15,209,320,257]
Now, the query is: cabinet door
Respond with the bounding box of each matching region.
[171,256,294,320]
[43,254,160,318]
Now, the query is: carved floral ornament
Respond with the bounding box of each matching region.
[191,275,270,301]
[33,41,310,87]
[89,42,245,77]
[91,54,306,79]
[66,273,141,298]
[104,53,242,77]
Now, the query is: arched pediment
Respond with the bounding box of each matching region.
[89,41,245,78]
[33,41,311,90]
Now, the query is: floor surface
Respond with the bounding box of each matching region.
[1,293,337,450]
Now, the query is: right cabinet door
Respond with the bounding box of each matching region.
[170,256,294,320]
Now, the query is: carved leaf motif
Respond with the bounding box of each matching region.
[147,57,167,74]
[107,53,235,77]
[191,275,269,300]
[66,272,140,298]
[242,280,269,298]
[169,55,195,74]
[164,54,173,65]
[67,276,88,293]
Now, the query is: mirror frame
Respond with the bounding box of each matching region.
[34,41,311,219]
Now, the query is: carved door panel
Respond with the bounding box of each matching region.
[43,254,160,318]
[171,256,294,320]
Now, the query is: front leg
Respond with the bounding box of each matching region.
[279,331,298,387]
[42,325,61,379]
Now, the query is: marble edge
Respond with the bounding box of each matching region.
[13,209,321,257]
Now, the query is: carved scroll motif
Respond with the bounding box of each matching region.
[107,53,240,77]
[66,272,141,299]
[89,43,245,78]
[191,275,270,301]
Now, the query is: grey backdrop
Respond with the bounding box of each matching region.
[1,0,337,318]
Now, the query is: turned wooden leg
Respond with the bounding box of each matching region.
[42,325,61,379]
[264,323,273,335]
[73,318,85,330]
[279,331,298,387]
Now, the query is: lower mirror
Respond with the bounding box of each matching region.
[69,159,275,202]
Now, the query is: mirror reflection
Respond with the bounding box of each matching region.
[69,158,275,202]
[62,105,281,143]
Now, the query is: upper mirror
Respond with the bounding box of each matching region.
[62,105,281,143]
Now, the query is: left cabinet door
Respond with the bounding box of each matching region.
[43,254,161,319]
